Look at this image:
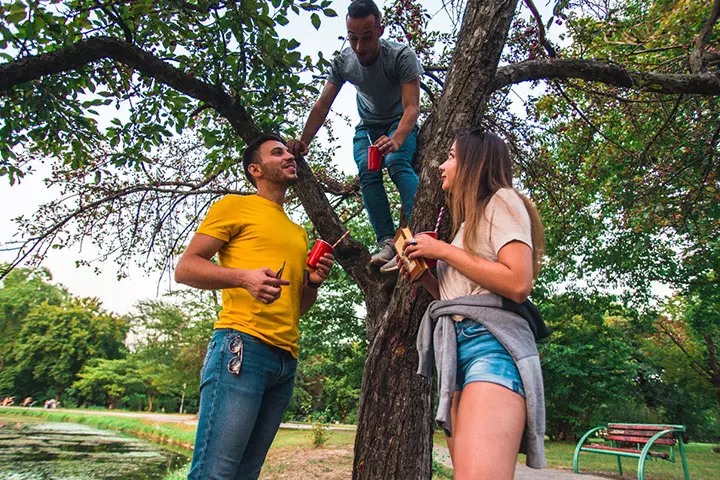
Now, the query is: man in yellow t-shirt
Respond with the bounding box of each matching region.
[175,134,335,480]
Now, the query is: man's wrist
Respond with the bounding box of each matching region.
[306,279,323,289]
[234,269,248,289]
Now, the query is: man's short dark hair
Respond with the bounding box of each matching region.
[242,133,284,187]
[347,0,381,24]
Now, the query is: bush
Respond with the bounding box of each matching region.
[310,419,329,448]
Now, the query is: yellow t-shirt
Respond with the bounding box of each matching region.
[196,194,309,358]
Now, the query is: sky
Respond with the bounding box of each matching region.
[0,1,551,315]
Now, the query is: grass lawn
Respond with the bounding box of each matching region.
[2,408,718,479]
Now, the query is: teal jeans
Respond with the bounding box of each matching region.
[353,121,419,242]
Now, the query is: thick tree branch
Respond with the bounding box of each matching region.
[690,0,720,73]
[0,36,261,142]
[419,81,437,105]
[423,70,445,87]
[422,65,449,72]
[523,0,557,57]
[493,58,720,95]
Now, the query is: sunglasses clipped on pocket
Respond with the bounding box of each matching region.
[227,335,243,375]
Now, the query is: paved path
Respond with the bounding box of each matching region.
[434,445,610,480]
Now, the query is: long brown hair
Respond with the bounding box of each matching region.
[448,129,545,278]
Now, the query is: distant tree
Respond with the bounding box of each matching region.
[640,323,720,441]
[537,292,647,440]
[4,297,127,399]
[0,265,66,374]
[73,357,132,408]
[129,290,217,408]
[657,290,720,409]
[74,356,175,411]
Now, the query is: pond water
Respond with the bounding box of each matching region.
[0,417,188,479]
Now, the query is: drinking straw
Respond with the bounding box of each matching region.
[367,133,373,145]
[434,207,445,234]
[332,229,351,249]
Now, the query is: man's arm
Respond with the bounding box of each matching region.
[375,77,421,154]
[175,233,289,304]
[300,271,318,316]
[287,82,342,157]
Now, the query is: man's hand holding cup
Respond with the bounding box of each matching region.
[306,239,335,287]
[308,253,334,286]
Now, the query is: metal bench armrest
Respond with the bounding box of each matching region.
[573,426,607,473]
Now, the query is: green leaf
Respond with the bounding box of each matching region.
[6,11,26,24]
[311,13,321,30]
[286,51,301,65]
[323,8,337,17]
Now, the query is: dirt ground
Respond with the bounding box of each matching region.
[261,447,353,479]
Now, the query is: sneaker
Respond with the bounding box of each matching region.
[370,238,395,266]
[379,256,399,273]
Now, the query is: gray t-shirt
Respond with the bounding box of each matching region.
[327,39,424,127]
[437,188,533,303]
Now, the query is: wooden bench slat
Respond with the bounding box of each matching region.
[606,435,676,446]
[608,428,673,436]
[584,444,670,459]
[608,424,678,431]
[608,428,675,437]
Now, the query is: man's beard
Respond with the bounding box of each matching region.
[264,168,297,187]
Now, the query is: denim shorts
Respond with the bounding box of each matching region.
[455,319,525,397]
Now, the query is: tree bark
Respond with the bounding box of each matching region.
[352,1,519,478]
[492,58,720,95]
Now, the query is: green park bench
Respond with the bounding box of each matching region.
[573,423,690,480]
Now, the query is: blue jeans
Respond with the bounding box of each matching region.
[455,319,525,397]
[353,121,419,242]
[188,329,297,480]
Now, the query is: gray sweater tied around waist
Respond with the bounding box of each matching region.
[417,293,547,469]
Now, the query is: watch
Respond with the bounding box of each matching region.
[307,279,323,289]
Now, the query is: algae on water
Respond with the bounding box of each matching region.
[0,419,187,479]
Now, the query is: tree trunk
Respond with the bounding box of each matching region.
[350,1,520,478]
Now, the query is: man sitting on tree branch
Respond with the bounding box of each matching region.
[288,0,424,273]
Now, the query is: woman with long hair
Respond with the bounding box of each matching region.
[400,128,547,479]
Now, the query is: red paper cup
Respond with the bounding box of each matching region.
[416,231,438,267]
[368,145,381,172]
[307,239,334,269]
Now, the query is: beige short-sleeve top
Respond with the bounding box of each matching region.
[437,188,533,302]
